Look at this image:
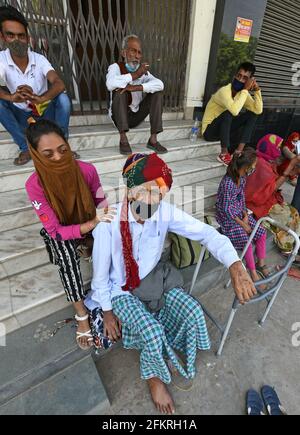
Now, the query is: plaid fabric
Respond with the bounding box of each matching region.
[216,175,266,250]
[111,288,210,384]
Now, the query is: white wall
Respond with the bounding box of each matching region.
[184,0,217,116]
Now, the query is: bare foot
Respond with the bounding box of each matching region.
[147,378,175,415]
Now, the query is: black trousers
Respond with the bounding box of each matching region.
[204,110,259,153]
[40,228,85,303]
[111,91,163,135]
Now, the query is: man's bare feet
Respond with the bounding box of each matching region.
[147,378,175,415]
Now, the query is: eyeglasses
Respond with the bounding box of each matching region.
[3,31,27,42]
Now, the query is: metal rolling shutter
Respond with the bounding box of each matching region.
[254,0,300,108]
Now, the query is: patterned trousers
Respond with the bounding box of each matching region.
[110,288,210,384]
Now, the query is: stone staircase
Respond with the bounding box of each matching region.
[0,113,226,414]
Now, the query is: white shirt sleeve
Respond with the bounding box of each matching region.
[106,63,133,91]
[142,72,164,93]
[38,54,55,77]
[167,204,240,269]
[90,222,114,312]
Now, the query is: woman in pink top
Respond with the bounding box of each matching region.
[25,119,115,350]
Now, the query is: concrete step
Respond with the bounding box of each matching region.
[0,111,184,133]
[0,306,110,415]
[0,137,219,194]
[0,175,223,281]
[0,140,221,231]
[0,119,191,160]
[0,213,223,336]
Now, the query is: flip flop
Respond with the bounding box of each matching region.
[246,390,266,415]
[261,386,288,415]
[256,264,272,278]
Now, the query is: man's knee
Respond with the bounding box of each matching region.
[55,92,71,112]
[247,110,258,119]
[222,110,234,120]
[112,91,129,104]
[149,91,163,103]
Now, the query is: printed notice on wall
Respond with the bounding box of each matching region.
[234,17,253,43]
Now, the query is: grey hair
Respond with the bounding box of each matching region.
[122,34,140,50]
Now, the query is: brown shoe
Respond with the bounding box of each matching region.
[147,140,168,154]
[14,150,31,166]
[119,141,132,156]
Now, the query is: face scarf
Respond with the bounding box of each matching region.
[29,142,96,226]
[256,134,283,163]
[121,153,173,292]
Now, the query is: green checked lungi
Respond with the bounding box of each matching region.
[111,287,211,384]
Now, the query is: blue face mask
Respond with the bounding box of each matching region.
[232,78,245,92]
[125,62,140,73]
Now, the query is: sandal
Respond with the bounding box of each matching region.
[256,264,271,278]
[261,385,288,415]
[246,390,266,415]
[75,314,94,351]
[14,150,31,166]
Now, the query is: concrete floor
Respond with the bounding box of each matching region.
[95,250,300,416]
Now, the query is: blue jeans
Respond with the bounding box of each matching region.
[0,93,71,152]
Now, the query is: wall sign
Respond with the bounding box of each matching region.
[234,17,253,43]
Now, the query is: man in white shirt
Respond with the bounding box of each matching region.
[85,153,257,415]
[106,35,167,156]
[0,6,71,166]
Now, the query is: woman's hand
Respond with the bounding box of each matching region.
[103,311,122,342]
[229,261,257,305]
[96,207,117,224]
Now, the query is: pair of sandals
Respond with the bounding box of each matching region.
[247,386,288,415]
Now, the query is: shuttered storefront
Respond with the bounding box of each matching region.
[254,0,300,108]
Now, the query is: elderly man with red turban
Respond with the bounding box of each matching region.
[85,153,257,415]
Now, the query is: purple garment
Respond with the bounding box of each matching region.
[26,160,107,241]
[216,175,266,251]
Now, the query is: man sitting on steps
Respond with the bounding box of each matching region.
[0,6,71,166]
[202,62,263,167]
[106,34,168,156]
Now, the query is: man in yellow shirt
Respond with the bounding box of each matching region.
[202,62,263,166]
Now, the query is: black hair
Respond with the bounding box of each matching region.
[227,147,257,184]
[0,5,28,33]
[26,120,66,150]
[237,62,256,77]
